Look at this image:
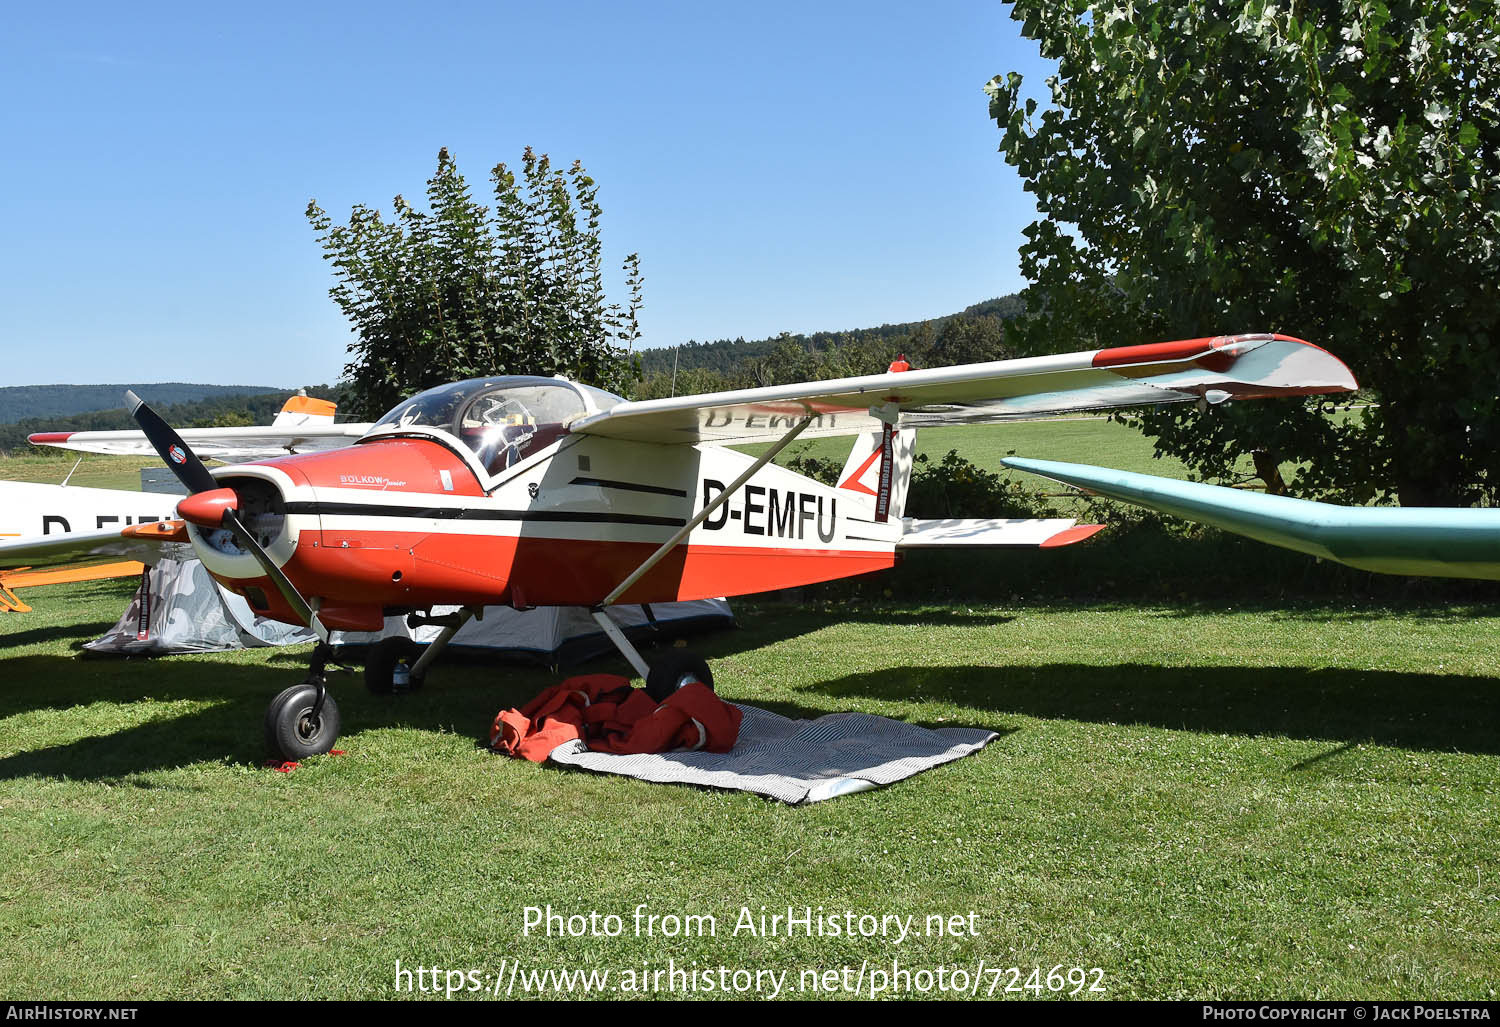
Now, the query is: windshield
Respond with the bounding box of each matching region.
[371,376,617,474]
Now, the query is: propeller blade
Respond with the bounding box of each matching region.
[124,391,328,642]
[124,390,219,494]
[220,508,329,642]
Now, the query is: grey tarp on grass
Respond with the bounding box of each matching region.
[546,704,997,803]
[84,549,315,654]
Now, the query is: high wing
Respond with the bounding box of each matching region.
[569,334,1358,445]
[28,422,371,461]
[1003,457,1500,581]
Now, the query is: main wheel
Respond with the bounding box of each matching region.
[265,683,342,760]
[645,651,714,702]
[364,636,425,694]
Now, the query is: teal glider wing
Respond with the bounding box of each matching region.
[1002,457,1500,581]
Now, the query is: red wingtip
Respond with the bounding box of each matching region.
[1091,337,1221,368]
[27,432,74,445]
[1040,523,1105,548]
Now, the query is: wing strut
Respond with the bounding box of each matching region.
[589,412,815,675]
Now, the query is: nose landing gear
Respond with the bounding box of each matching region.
[265,642,342,761]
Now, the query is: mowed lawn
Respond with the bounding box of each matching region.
[2,418,1498,999]
[2,582,1497,999]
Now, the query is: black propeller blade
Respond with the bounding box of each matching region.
[125,390,328,641]
[218,508,328,641]
[125,389,219,494]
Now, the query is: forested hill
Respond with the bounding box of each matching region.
[631,293,1025,399]
[637,295,1023,377]
[0,383,287,425]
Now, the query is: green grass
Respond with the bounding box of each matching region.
[1,579,1497,1000]
[0,450,165,492]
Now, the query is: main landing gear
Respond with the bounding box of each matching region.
[364,636,425,695]
[586,411,817,703]
[361,607,478,695]
[643,648,714,703]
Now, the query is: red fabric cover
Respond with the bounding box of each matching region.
[490,674,742,763]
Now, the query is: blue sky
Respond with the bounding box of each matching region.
[0,1,1056,387]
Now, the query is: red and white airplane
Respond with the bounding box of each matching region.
[1,334,1357,760]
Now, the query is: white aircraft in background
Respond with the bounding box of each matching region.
[26,391,371,461]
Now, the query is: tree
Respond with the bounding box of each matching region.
[922,314,1011,367]
[988,0,1500,506]
[307,148,642,419]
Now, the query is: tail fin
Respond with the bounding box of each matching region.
[836,355,916,521]
[271,391,337,428]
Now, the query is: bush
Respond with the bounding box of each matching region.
[905,450,1056,520]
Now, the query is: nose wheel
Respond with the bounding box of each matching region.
[265,643,343,761]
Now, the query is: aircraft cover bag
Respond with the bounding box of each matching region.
[490,675,741,762]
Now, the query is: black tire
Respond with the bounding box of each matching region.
[265,684,342,760]
[645,651,714,702]
[364,636,425,694]
[264,685,297,746]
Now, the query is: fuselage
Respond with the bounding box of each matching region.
[191,379,899,631]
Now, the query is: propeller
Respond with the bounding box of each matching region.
[126,391,328,641]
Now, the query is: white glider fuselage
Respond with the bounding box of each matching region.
[0,481,178,558]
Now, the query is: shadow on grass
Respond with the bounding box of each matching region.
[7,600,1497,778]
[808,663,1500,756]
[0,643,859,781]
[0,619,120,650]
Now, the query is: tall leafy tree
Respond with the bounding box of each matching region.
[307,147,642,418]
[989,0,1500,505]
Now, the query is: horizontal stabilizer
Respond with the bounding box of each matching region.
[1003,457,1500,581]
[271,394,338,428]
[897,517,1104,549]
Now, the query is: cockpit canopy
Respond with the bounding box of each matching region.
[367,376,622,475]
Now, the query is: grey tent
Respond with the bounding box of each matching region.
[330,599,734,669]
[87,550,734,664]
[85,548,315,654]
